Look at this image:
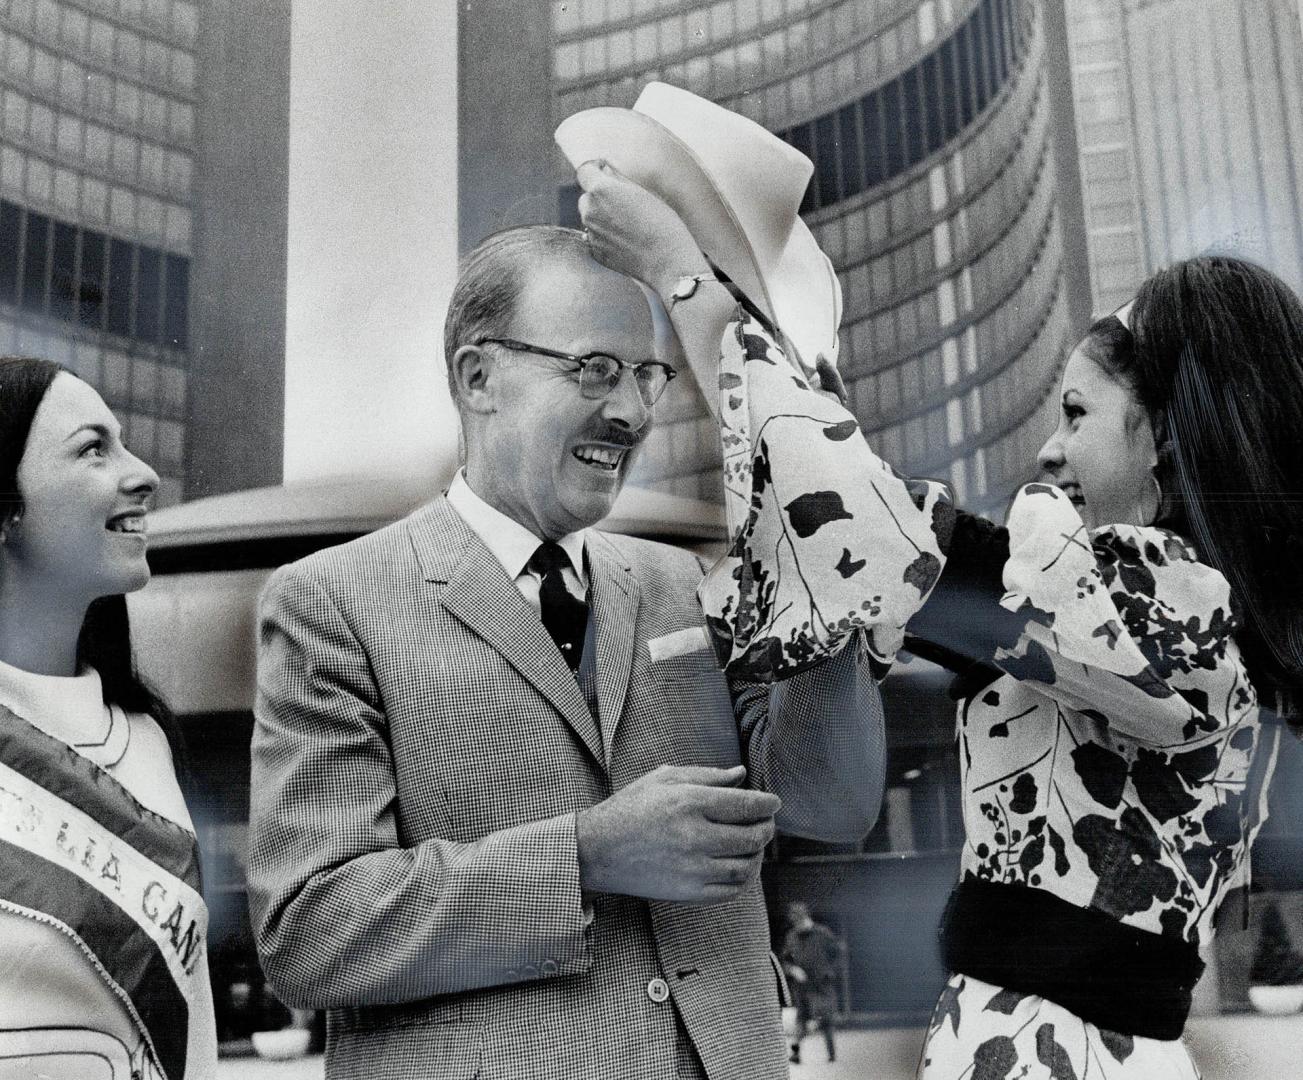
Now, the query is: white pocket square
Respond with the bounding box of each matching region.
[647,626,712,663]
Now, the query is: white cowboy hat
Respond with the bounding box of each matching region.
[554,82,842,377]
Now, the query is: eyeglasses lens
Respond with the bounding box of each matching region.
[579,356,666,405]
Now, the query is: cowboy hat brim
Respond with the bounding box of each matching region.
[555,104,840,379]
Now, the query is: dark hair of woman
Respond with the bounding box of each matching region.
[0,355,191,782]
[1083,256,1303,722]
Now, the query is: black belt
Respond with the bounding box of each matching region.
[941,878,1204,1040]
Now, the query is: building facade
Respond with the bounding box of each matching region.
[552,0,1083,518]
[1066,0,1303,317]
[0,0,197,504]
[0,0,289,505]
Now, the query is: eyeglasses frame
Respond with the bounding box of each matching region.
[474,336,677,405]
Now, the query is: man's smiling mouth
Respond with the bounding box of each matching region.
[573,444,627,471]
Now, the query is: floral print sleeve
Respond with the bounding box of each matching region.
[698,311,954,682]
[994,483,1250,746]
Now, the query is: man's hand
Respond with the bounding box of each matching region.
[575,764,780,904]
[575,158,706,297]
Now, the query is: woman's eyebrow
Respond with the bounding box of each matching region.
[62,422,116,444]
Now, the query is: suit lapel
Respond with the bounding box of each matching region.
[586,533,640,761]
[408,498,605,768]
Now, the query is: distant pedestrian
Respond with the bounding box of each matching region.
[783,902,843,1065]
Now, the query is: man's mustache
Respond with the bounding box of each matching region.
[585,426,645,449]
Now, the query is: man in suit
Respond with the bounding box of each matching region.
[248,224,885,1080]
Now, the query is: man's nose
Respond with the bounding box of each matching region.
[601,368,650,431]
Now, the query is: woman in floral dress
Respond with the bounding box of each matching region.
[577,155,1302,1079]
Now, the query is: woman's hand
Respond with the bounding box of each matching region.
[576,158,707,297]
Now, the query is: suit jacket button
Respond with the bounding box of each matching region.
[646,977,670,1003]
[506,969,519,981]
[522,964,539,979]
[541,960,559,976]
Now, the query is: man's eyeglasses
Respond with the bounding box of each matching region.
[476,337,677,406]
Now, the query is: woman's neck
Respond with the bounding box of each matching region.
[0,576,87,677]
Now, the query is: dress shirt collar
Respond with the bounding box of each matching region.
[447,469,587,584]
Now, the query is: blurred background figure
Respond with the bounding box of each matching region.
[783,901,845,1066]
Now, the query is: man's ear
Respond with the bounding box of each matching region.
[450,344,496,415]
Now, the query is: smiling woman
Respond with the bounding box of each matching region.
[0,358,216,1079]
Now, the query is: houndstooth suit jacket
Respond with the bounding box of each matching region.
[248,495,883,1080]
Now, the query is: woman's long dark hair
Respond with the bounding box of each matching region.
[0,357,190,778]
[1092,257,1303,721]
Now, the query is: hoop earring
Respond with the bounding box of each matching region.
[1149,473,1163,521]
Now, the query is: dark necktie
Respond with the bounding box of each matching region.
[530,541,588,671]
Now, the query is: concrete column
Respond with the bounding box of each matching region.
[284,2,460,483]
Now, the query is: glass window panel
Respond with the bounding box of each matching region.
[81,176,107,221]
[173,0,198,39]
[141,144,165,188]
[956,21,976,127]
[144,41,169,82]
[131,356,158,409]
[86,71,114,113]
[126,414,155,461]
[165,152,191,197]
[29,102,54,148]
[50,220,76,321]
[22,209,49,312]
[685,54,709,92]
[861,88,884,188]
[939,36,961,140]
[59,58,82,107]
[582,35,604,74]
[88,19,113,61]
[157,420,183,469]
[79,229,105,329]
[922,53,944,157]
[761,0,783,24]
[662,15,684,53]
[53,167,77,214]
[112,133,137,179]
[164,253,188,348]
[815,114,838,208]
[169,101,194,142]
[971,1,991,112]
[107,238,134,336]
[143,0,169,32]
[633,23,657,63]
[159,364,185,412]
[0,202,20,302]
[609,29,633,68]
[164,204,190,249]
[838,103,863,201]
[141,91,164,134]
[85,123,110,168]
[3,91,26,136]
[171,49,195,92]
[735,0,760,33]
[115,29,142,76]
[6,37,32,79]
[35,0,59,38]
[138,194,164,241]
[902,64,926,167]
[56,114,82,157]
[25,156,51,201]
[116,82,141,125]
[881,78,904,177]
[136,246,160,343]
[710,2,734,39]
[61,8,89,49]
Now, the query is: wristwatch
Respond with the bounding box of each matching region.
[666,271,716,310]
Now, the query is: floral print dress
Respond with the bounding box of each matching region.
[701,313,1280,1080]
